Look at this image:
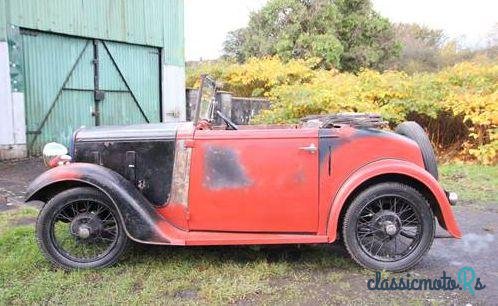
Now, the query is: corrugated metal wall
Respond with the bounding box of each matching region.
[0,0,184,155]
[0,0,184,65]
[22,33,94,153]
[99,40,161,125]
[0,0,6,41]
[22,32,161,154]
[162,0,184,66]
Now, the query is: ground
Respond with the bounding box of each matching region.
[0,159,497,304]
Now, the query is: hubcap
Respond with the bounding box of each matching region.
[372,210,402,237]
[384,222,397,236]
[77,226,91,239]
[69,212,104,240]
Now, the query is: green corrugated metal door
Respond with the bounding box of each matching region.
[98,40,161,125]
[23,32,95,154]
[23,31,161,154]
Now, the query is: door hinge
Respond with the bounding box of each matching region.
[165,110,180,118]
[94,90,105,101]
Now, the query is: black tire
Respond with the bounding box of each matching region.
[36,187,129,270]
[342,182,435,272]
[395,121,438,180]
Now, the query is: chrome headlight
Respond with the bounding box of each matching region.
[42,142,71,168]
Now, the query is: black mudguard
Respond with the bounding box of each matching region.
[25,163,172,244]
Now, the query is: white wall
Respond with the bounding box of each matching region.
[162,64,186,122]
[0,41,26,159]
[0,42,14,145]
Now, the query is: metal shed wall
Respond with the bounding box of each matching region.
[0,0,186,159]
[0,0,185,66]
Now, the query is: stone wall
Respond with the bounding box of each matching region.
[185,89,270,125]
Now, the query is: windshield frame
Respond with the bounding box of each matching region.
[193,75,217,124]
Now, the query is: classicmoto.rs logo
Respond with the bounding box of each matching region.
[367,267,486,295]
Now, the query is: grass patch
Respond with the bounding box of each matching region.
[439,164,498,204]
[0,209,359,304]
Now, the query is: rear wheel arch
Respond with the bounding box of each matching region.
[334,173,445,240]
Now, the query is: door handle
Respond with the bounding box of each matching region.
[299,143,317,153]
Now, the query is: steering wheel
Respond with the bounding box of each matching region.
[216,111,238,130]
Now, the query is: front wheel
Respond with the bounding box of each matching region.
[342,182,435,272]
[36,187,129,269]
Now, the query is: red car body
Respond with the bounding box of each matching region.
[27,76,461,270]
[27,122,461,246]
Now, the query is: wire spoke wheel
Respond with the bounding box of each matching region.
[37,187,129,269]
[355,195,423,262]
[343,183,435,271]
[50,199,119,263]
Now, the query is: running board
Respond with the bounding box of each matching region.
[184,232,329,246]
[148,217,329,246]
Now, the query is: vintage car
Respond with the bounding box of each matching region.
[26,76,461,271]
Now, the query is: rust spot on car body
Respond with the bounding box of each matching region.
[169,139,192,206]
[203,146,252,190]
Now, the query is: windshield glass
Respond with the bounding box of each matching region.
[195,75,216,123]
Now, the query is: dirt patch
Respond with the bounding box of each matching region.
[11,216,37,226]
[0,202,18,212]
[174,289,198,299]
[132,281,144,294]
[0,158,45,203]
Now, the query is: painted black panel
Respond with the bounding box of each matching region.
[318,127,409,166]
[73,140,175,205]
[318,128,342,167]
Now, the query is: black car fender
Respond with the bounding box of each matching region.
[25,163,172,244]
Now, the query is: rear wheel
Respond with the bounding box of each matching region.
[36,187,129,269]
[342,182,435,272]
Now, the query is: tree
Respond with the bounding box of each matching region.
[334,0,400,71]
[222,0,400,71]
[389,23,446,73]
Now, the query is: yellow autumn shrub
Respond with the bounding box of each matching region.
[187,57,316,97]
[187,58,498,164]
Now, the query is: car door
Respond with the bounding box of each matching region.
[188,128,319,233]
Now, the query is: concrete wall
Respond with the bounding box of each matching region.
[162,65,186,122]
[185,89,270,125]
[0,41,26,159]
[230,97,271,125]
